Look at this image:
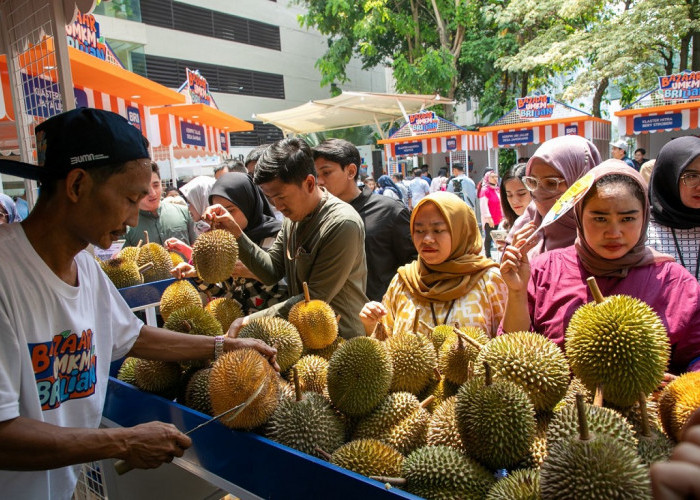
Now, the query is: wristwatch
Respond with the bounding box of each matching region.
[214,335,225,360]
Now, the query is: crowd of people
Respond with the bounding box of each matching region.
[0,107,699,498]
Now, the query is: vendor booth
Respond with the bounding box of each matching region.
[615,70,700,157]
[378,111,488,178]
[480,96,612,164]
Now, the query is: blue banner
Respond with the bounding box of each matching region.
[180,121,206,147]
[395,141,423,155]
[564,125,578,135]
[219,132,228,152]
[126,106,142,132]
[498,130,533,146]
[22,74,63,118]
[74,88,88,108]
[446,138,457,151]
[633,113,682,132]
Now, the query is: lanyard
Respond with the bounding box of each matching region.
[430,300,456,326]
[671,228,700,281]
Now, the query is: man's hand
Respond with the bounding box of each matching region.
[203,204,243,238]
[170,262,197,279]
[227,316,249,338]
[119,422,191,469]
[164,238,192,260]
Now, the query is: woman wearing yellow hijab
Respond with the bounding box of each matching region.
[360,192,507,336]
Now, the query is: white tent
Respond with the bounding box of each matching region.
[253,91,454,137]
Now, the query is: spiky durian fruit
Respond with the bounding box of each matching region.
[554,377,592,413]
[439,327,488,385]
[117,357,138,385]
[353,392,431,455]
[426,396,463,452]
[455,374,536,470]
[169,251,185,267]
[659,371,700,441]
[418,375,460,412]
[184,368,212,415]
[238,317,303,373]
[117,245,140,262]
[486,469,541,500]
[565,294,670,407]
[205,297,243,333]
[288,355,328,395]
[191,229,238,284]
[305,336,345,361]
[137,242,173,282]
[475,331,570,412]
[160,280,202,321]
[100,257,143,288]
[427,324,456,352]
[208,349,279,429]
[385,332,437,395]
[326,337,393,417]
[287,283,338,349]
[163,305,222,337]
[132,359,181,399]
[400,445,495,500]
[265,391,345,458]
[331,439,403,478]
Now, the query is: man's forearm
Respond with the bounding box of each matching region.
[128,325,217,361]
[237,233,284,285]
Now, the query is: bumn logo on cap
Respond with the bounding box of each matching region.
[70,153,109,165]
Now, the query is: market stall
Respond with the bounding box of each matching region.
[480,96,611,163]
[615,70,700,157]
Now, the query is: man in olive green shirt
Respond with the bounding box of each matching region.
[124,163,196,247]
[205,138,368,340]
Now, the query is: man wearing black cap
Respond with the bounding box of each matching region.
[0,108,276,498]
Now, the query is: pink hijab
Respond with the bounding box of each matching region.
[508,135,601,257]
[574,160,674,277]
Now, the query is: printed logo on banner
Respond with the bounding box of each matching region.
[515,95,554,119]
[186,68,212,106]
[181,121,206,147]
[74,88,89,108]
[659,71,700,101]
[633,113,682,132]
[407,112,439,133]
[126,106,142,132]
[219,132,229,152]
[22,74,62,118]
[446,138,458,150]
[498,130,534,146]
[565,125,578,135]
[395,141,423,156]
[65,12,107,60]
[29,329,97,411]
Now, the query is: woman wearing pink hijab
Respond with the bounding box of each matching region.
[508,135,601,258]
[500,160,700,374]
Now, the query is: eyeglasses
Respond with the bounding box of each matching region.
[522,176,567,193]
[681,172,700,188]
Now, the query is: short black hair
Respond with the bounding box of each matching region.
[213,163,229,174]
[634,148,646,156]
[412,167,422,175]
[254,138,316,185]
[313,139,362,181]
[229,160,247,174]
[452,162,465,172]
[245,144,270,167]
[392,173,403,181]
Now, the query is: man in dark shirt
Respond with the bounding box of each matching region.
[313,139,416,301]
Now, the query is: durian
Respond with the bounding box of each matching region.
[132,359,181,398]
[426,396,464,452]
[287,282,338,349]
[100,257,144,289]
[163,305,222,337]
[191,229,238,284]
[238,317,303,373]
[137,235,173,282]
[385,331,437,395]
[288,355,328,395]
[331,439,403,478]
[304,336,345,361]
[117,357,138,385]
[546,402,638,451]
[184,368,213,415]
[160,280,202,321]
[439,326,487,385]
[659,371,700,441]
[205,297,243,333]
[486,469,540,500]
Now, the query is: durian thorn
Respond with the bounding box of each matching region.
[138,262,154,275]
[575,394,591,441]
[182,320,192,333]
[467,360,474,380]
[143,230,150,245]
[420,395,435,409]
[314,446,332,461]
[370,477,406,487]
[136,239,143,249]
[483,361,492,386]
[586,276,605,304]
[594,384,604,407]
[638,392,652,438]
[302,282,311,304]
[292,367,302,402]
[453,328,482,351]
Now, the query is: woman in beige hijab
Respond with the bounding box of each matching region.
[360,192,507,337]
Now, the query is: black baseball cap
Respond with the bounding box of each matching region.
[0,107,150,181]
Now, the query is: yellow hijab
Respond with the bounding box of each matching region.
[398,192,497,303]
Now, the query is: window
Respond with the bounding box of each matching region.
[229,122,283,147]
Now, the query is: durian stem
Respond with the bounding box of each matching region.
[453,321,460,329]
[370,322,389,341]
[639,392,652,438]
[136,239,143,249]
[138,262,153,275]
[182,320,192,333]
[420,395,435,409]
[143,230,150,245]
[314,446,332,461]
[292,367,302,402]
[418,319,433,332]
[453,327,483,351]
[483,362,492,386]
[335,314,341,325]
[412,314,419,335]
[433,367,442,380]
[302,282,311,304]
[586,276,605,304]
[594,384,604,407]
[575,394,591,441]
[370,477,407,487]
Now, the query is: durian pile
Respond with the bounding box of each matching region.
[116,279,700,500]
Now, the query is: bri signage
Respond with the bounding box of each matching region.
[65,12,108,60]
[407,111,439,133]
[659,71,700,101]
[516,95,554,119]
[186,68,212,106]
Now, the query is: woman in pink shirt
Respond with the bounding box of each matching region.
[479,170,503,259]
[500,160,700,374]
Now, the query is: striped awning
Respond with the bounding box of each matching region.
[380,131,487,159]
[615,103,700,137]
[480,117,611,149]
